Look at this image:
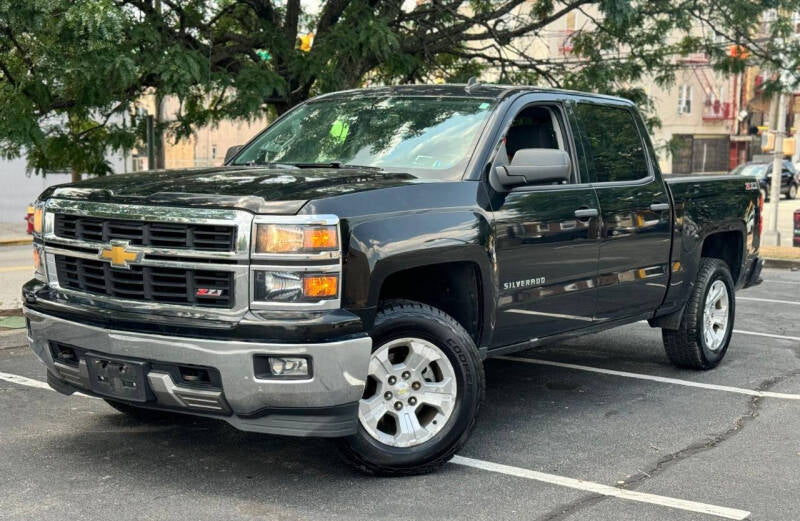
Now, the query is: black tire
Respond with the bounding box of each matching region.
[662,258,735,369]
[105,399,177,421]
[788,184,798,200]
[338,299,485,476]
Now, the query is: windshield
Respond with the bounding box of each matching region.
[738,164,769,178]
[232,95,495,178]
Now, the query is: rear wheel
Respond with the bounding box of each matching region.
[662,258,735,369]
[789,183,798,200]
[339,300,484,475]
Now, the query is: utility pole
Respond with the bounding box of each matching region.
[763,92,786,246]
[762,13,796,247]
[153,0,166,170]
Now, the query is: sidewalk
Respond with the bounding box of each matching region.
[0,222,31,246]
[0,310,26,350]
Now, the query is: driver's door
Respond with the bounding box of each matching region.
[490,99,601,348]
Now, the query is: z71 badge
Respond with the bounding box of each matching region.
[504,277,546,290]
[744,181,759,191]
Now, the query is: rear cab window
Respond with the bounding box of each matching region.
[573,103,650,184]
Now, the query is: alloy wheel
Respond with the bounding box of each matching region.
[703,280,730,352]
[358,337,457,448]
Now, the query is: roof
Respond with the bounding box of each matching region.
[313,83,632,104]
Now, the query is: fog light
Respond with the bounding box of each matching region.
[268,356,309,377]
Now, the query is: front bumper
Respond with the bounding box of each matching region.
[24,307,372,437]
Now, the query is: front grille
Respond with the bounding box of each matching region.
[54,213,236,252]
[55,255,234,308]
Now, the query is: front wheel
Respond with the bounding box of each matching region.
[662,258,735,369]
[788,183,798,200]
[339,300,485,475]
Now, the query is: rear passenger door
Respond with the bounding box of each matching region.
[572,101,672,321]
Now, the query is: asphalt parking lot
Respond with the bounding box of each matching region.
[1,267,799,521]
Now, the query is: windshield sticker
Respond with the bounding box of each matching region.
[330,119,349,142]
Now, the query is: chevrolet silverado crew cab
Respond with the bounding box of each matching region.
[24,84,763,475]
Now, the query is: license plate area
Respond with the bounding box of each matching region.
[84,353,149,402]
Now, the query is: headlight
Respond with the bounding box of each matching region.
[255,223,338,254]
[250,216,341,311]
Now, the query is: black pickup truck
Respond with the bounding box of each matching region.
[24,84,763,475]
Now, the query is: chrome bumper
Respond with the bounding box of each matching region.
[24,307,372,437]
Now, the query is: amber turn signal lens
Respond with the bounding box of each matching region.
[33,207,43,235]
[303,275,338,298]
[303,226,338,250]
[33,247,41,270]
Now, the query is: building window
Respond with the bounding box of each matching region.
[211,144,217,159]
[678,84,692,115]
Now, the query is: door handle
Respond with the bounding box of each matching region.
[574,208,599,219]
[649,203,670,212]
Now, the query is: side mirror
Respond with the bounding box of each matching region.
[493,148,571,188]
[224,145,243,164]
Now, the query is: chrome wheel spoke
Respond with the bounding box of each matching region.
[418,378,455,411]
[395,409,426,445]
[369,349,394,381]
[404,341,441,373]
[359,396,388,430]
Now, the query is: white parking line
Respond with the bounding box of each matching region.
[451,456,750,520]
[0,370,750,519]
[738,296,800,306]
[496,356,800,400]
[633,320,800,343]
[733,329,800,342]
[0,371,98,399]
[0,371,52,390]
[760,279,800,285]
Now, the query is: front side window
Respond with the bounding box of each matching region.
[574,103,650,183]
[233,96,495,179]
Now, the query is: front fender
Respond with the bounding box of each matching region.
[341,209,495,333]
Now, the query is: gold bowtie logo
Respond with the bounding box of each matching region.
[98,241,142,269]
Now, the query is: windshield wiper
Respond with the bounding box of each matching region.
[246,161,300,169]
[288,162,384,171]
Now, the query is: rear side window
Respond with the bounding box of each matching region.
[574,104,649,183]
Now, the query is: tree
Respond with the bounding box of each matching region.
[2,0,799,180]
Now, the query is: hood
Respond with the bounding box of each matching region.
[42,166,421,214]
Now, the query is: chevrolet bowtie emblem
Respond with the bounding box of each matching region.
[98,241,142,269]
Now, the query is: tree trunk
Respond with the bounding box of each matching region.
[71,169,81,183]
[154,92,166,170]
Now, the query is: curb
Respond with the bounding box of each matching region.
[0,237,32,247]
[0,329,27,350]
[764,257,800,270]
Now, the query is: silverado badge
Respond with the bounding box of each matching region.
[98,241,143,269]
